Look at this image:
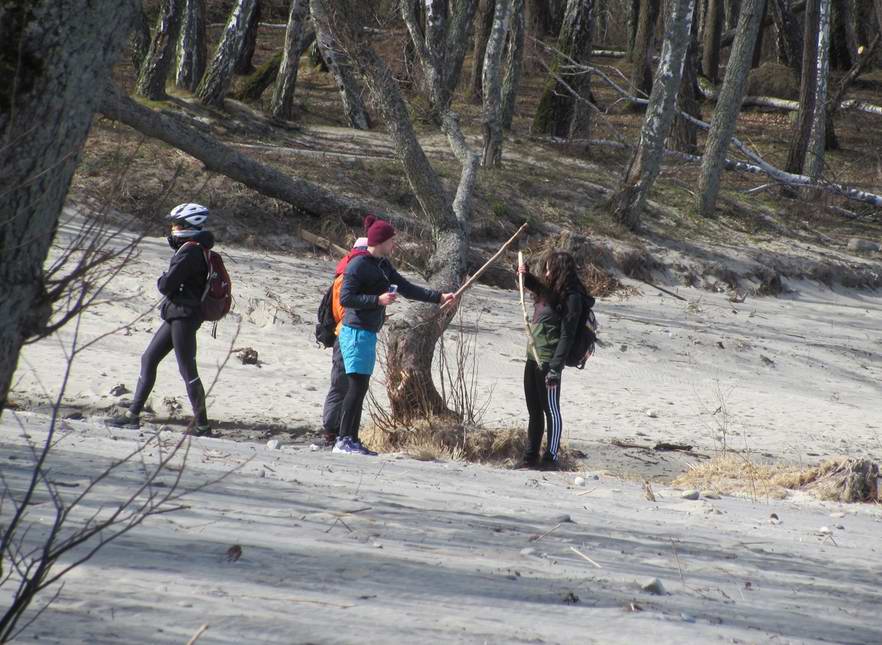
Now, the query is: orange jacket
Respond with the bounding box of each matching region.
[332,273,345,336]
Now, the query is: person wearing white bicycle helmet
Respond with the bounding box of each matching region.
[106,203,216,437]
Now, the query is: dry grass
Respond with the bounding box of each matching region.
[360,420,580,470]
[674,455,881,503]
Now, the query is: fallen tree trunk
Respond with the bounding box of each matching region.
[98,85,379,222]
[697,76,882,116]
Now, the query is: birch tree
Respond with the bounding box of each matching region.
[531,0,594,139]
[270,0,311,120]
[481,0,512,165]
[136,0,184,100]
[785,0,831,180]
[630,0,660,101]
[501,0,526,129]
[176,0,208,91]
[311,0,372,129]
[470,0,497,101]
[612,0,696,229]
[697,0,768,216]
[196,0,259,106]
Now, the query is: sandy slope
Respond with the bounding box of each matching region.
[4,213,882,643]
[2,416,882,644]
[9,211,882,480]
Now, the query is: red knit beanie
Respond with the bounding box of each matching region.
[364,215,396,246]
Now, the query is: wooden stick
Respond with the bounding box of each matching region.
[529,522,562,543]
[186,625,209,645]
[441,223,529,309]
[518,251,542,364]
[569,546,602,568]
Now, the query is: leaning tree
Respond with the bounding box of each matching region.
[136,0,184,100]
[0,0,136,414]
[320,0,481,421]
[196,0,259,106]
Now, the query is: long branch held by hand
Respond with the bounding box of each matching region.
[519,251,542,365]
[441,223,529,310]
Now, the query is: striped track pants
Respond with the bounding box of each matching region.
[523,360,563,459]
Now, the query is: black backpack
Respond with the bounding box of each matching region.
[565,291,598,370]
[315,283,337,348]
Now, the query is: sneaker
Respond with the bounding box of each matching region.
[105,411,140,429]
[539,454,560,471]
[514,455,539,470]
[185,425,216,438]
[332,437,355,454]
[350,440,377,456]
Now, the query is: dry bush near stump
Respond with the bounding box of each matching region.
[675,456,881,503]
[360,421,580,470]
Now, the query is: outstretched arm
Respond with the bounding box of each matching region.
[389,266,442,304]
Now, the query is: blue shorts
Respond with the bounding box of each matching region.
[338,325,378,375]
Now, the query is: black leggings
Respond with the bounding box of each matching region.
[338,374,371,442]
[129,318,208,427]
[524,360,563,460]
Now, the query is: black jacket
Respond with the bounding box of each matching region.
[158,231,214,321]
[340,254,441,333]
[524,272,594,373]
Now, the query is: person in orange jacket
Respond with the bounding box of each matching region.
[320,236,369,446]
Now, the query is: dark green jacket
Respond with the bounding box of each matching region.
[523,272,585,373]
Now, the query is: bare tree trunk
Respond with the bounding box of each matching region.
[176,0,208,91]
[470,0,497,101]
[271,0,311,120]
[502,0,527,129]
[136,0,184,100]
[785,0,830,176]
[235,0,261,74]
[593,0,610,43]
[311,0,372,129]
[751,2,768,67]
[444,0,481,99]
[697,0,767,216]
[531,0,594,138]
[672,1,702,153]
[482,0,512,165]
[830,0,859,68]
[702,0,724,81]
[630,0,660,104]
[0,0,134,414]
[628,0,641,52]
[612,0,696,229]
[130,3,152,74]
[196,0,258,106]
[769,0,803,73]
[803,0,831,181]
[725,0,742,27]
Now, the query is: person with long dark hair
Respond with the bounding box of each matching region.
[516,251,593,470]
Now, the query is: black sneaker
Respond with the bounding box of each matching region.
[514,455,539,470]
[105,412,140,429]
[185,425,216,438]
[539,455,561,471]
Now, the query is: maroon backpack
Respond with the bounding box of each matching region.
[185,242,232,321]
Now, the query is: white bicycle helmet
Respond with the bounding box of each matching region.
[168,203,209,232]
